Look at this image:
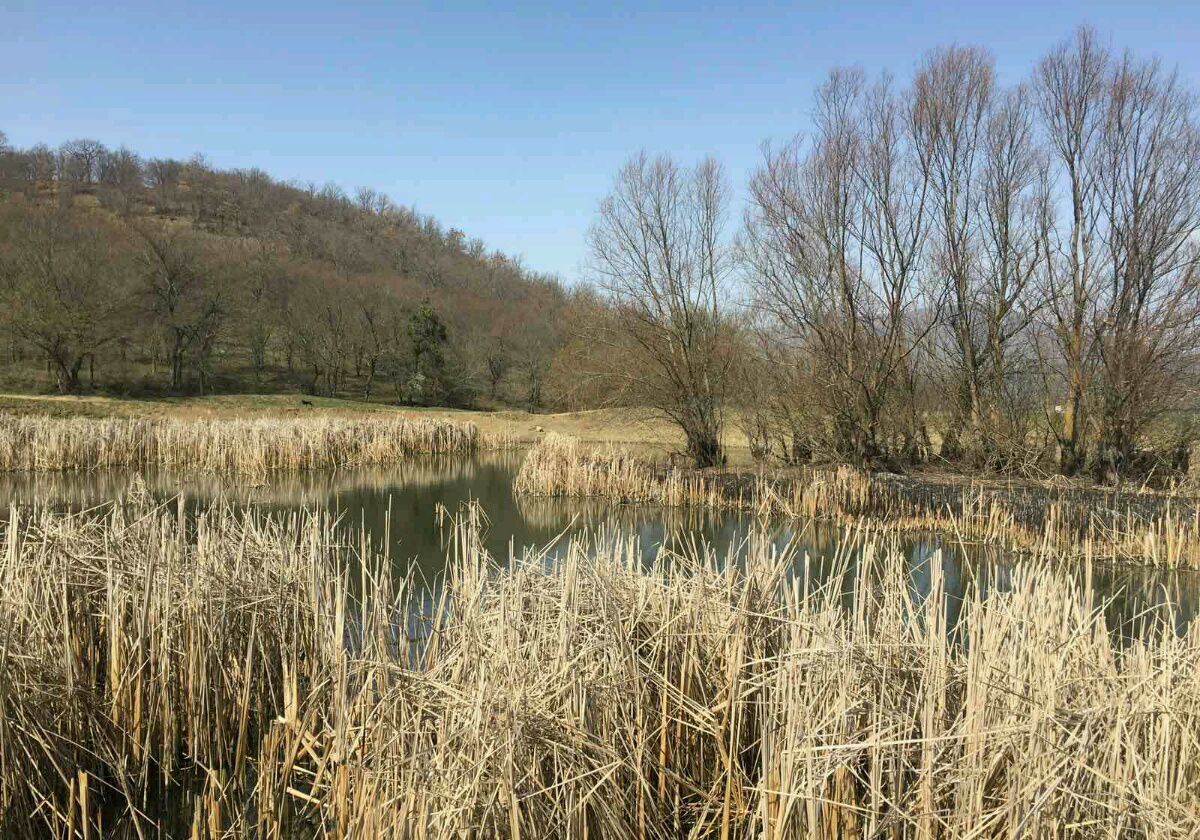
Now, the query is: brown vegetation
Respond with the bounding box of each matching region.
[517,434,1200,567]
[2,24,1199,486]
[0,141,572,407]
[0,413,511,475]
[737,28,1200,480]
[2,491,1197,837]
[581,154,738,467]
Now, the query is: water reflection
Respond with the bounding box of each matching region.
[1,452,1197,637]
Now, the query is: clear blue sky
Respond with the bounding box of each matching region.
[4,1,1199,281]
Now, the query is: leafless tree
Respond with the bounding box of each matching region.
[288,269,353,397]
[976,86,1053,464]
[1089,53,1200,480]
[586,153,736,467]
[911,48,1051,467]
[0,206,133,392]
[348,279,403,400]
[135,224,232,391]
[23,144,58,190]
[0,131,17,196]
[145,158,183,208]
[97,146,144,213]
[1035,27,1110,474]
[58,138,106,186]
[483,337,512,400]
[744,70,935,465]
[912,46,995,461]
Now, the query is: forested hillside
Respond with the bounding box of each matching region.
[0,132,575,407]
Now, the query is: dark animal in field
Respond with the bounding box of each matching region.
[301,399,314,406]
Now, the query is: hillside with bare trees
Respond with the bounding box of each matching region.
[0,135,574,407]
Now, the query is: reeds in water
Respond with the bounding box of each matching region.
[1,488,1198,837]
[517,433,1200,567]
[0,413,505,475]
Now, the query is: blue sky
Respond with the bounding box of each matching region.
[4,1,1199,281]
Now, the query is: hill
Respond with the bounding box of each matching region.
[0,132,577,408]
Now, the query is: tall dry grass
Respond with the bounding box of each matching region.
[2,488,1198,837]
[0,449,527,508]
[517,433,1200,567]
[0,413,512,475]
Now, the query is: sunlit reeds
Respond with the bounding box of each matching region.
[0,413,511,476]
[517,433,1200,567]
[2,489,1198,837]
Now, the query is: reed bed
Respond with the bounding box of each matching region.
[2,489,1199,837]
[0,413,511,476]
[0,449,528,508]
[516,433,1200,567]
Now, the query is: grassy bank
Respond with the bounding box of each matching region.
[0,392,751,457]
[517,434,1200,567]
[1,491,1197,837]
[0,413,510,475]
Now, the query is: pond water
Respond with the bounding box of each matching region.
[1,451,1197,636]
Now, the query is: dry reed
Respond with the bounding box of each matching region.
[0,413,511,476]
[1,487,1198,837]
[0,449,527,508]
[516,433,1200,567]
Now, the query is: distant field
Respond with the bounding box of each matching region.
[0,392,754,460]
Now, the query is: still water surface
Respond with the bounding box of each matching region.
[1,451,1196,635]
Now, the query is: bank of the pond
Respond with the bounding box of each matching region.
[2,491,1198,838]
[0,412,518,475]
[517,433,1200,568]
[0,393,732,458]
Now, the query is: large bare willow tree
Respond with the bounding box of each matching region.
[1034,27,1111,475]
[1089,51,1200,480]
[912,47,1051,467]
[586,153,736,467]
[743,70,936,466]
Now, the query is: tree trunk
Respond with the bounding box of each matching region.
[53,354,84,395]
[683,405,725,468]
[686,431,723,469]
[363,359,377,400]
[1058,382,1085,476]
[169,330,187,391]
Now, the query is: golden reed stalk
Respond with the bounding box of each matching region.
[516,433,1200,567]
[1,488,1197,837]
[0,413,516,476]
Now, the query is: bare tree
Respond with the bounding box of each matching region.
[1089,53,1200,480]
[912,46,995,461]
[0,206,132,392]
[58,138,106,186]
[1035,27,1110,474]
[348,279,402,400]
[0,131,16,195]
[97,146,144,213]
[24,144,57,187]
[745,70,934,465]
[145,158,184,208]
[135,224,232,392]
[288,269,353,397]
[586,153,736,467]
[911,49,1052,467]
[976,86,1052,465]
[483,336,512,400]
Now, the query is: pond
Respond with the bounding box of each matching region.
[1,450,1197,636]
